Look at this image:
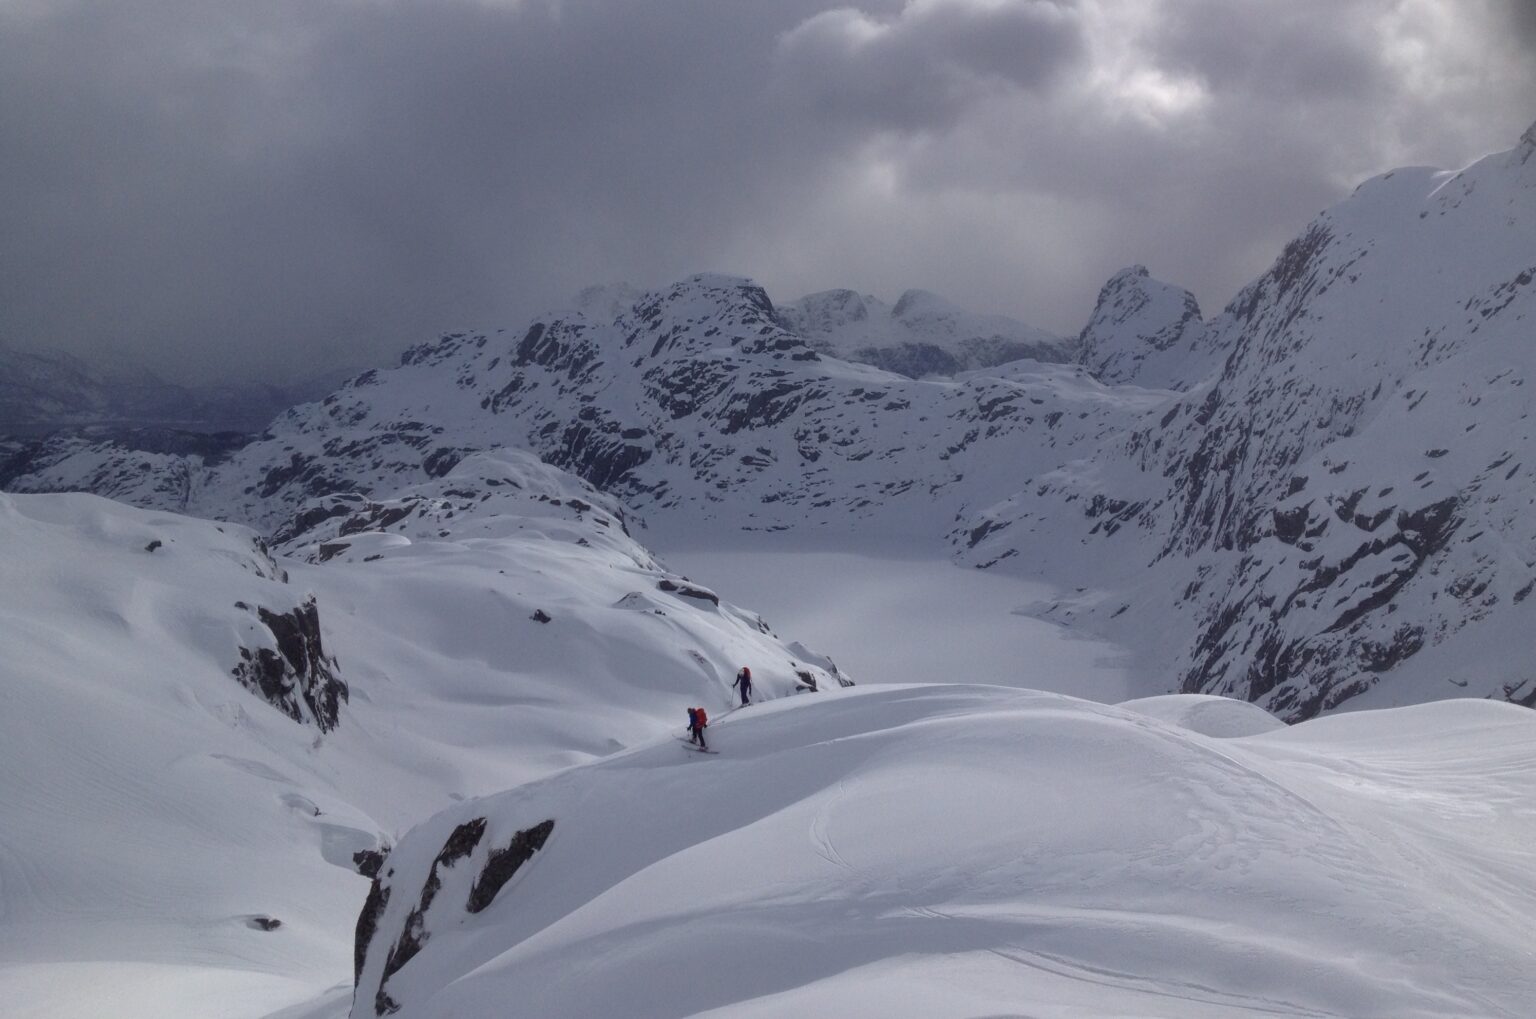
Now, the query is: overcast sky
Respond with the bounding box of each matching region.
[2,0,1532,383]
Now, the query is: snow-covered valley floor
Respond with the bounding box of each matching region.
[651,530,1143,703]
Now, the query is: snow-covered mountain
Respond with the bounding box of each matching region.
[12,115,1536,725]
[963,119,1536,719]
[1074,265,1224,389]
[778,286,1071,377]
[7,274,1155,541]
[0,340,352,435]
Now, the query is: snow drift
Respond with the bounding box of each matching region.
[355,685,1536,1018]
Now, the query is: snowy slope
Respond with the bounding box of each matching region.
[0,481,846,1018]
[354,685,1536,1019]
[778,287,1070,377]
[962,119,1536,718]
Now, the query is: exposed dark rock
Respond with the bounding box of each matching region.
[1272,503,1311,545]
[144,539,162,552]
[354,878,390,984]
[318,542,350,562]
[658,579,719,606]
[270,497,362,545]
[1502,678,1536,708]
[372,818,488,1013]
[530,609,552,623]
[422,447,466,479]
[230,597,348,731]
[466,819,555,913]
[246,915,282,931]
[354,847,389,879]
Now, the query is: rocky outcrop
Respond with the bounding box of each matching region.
[230,596,347,731]
[466,819,555,913]
[356,816,554,1016]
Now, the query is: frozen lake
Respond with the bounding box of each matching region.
[651,531,1146,704]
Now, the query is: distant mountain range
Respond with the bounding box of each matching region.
[7,118,1536,724]
[0,341,357,435]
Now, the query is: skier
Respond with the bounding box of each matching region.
[687,706,709,750]
[732,666,753,707]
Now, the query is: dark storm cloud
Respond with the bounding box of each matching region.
[0,0,1531,382]
[1504,0,1536,46]
[1149,0,1386,102]
[0,0,835,380]
[774,0,1087,131]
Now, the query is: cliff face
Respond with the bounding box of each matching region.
[964,124,1536,718]
[231,596,347,732]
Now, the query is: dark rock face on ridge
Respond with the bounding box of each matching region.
[231,596,348,731]
[355,815,555,1016]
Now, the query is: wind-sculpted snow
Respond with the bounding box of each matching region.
[964,120,1536,719]
[355,685,1536,1018]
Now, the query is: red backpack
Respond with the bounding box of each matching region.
[695,707,708,727]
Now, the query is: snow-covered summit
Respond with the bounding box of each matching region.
[1076,266,1222,388]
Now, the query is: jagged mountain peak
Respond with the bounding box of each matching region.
[1076,265,1215,389]
[625,273,783,343]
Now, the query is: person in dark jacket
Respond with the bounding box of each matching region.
[687,706,709,749]
[732,666,752,707]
